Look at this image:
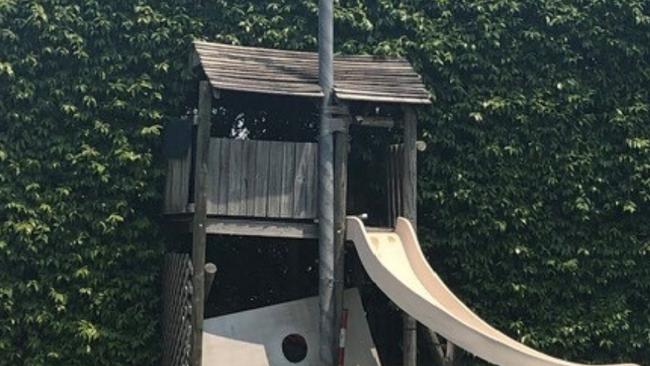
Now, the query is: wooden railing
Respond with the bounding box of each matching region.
[164,138,318,220]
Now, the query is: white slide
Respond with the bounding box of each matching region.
[346,217,640,366]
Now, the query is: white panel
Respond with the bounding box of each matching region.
[203,289,381,366]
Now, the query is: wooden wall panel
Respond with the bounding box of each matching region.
[243,141,258,216]
[164,145,192,214]
[215,138,230,215]
[253,141,271,217]
[199,138,317,220]
[280,143,296,218]
[226,140,245,216]
[206,139,221,215]
[266,141,284,217]
[293,143,316,219]
[387,144,404,227]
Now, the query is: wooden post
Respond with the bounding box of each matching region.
[333,120,349,364]
[402,106,418,366]
[191,80,212,366]
[204,262,217,304]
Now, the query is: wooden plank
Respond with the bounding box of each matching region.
[244,140,258,216]
[293,143,316,219]
[202,70,424,88]
[394,145,399,222]
[215,138,230,215]
[201,66,319,83]
[334,87,429,97]
[194,41,320,59]
[202,69,424,88]
[354,116,396,129]
[163,159,176,213]
[203,65,425,81]
[332,92,431,105]
[226,139,245,216]
[309,143,318,217]
[195,50,414,69]
[164,151,188,214]
[195,42,413,64]
[266,142,284,217]
[206,138,221,214]
[206,79,322,99]
[386,145,396,227]
[388,144,402,226]
[196,41,416,67]
[164,141,192,214]
[253,141,271,217]
[191,80,212,366]
[197,54,415,71]
[200,61,420,77]
[280,143,296,218]
[402,108,417,224]
[203,75,430,104]
[207,78,323,92]
[203,217,318,239]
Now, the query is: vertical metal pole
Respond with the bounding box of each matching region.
[402,106,418,366]
[191,80,212,366]
[318,0,336,365]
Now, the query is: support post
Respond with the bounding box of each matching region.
[190,80,212,366]
[318,0,337,364]
[333,118,349,360]
[204,262,217,304]
[401,106,418,366]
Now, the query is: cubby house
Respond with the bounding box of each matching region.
[161,40,430,366]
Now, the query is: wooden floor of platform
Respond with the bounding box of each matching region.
[165,214,318,239]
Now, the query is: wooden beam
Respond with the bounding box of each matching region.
[204,263,217,304]
[401,106,417,366]
[353,115,396,128]
[164,215,320,239]
[190,80,212,366]
[204,217,318,239]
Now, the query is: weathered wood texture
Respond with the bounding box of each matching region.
[165,215,319,239]
[162,253,193,366]
[164,143,192,214]
[402,108,418,226]
[204,217,318,239]
[333,128,349,365]
[386,144,404,227]
[192,41,431,105]
[385,108,419,366]
[191,81,211,366]
[402,107,418,366]
[206,138,319,219]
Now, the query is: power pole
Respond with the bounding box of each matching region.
[318,0,338,365]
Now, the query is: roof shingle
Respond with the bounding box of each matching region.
[192,41,431,105]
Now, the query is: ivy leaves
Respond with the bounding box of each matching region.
[1,0,648,365]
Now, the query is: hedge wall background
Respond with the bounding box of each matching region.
[0,0,648,365]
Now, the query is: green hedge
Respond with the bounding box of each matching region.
[410,1,650,363]
[0,0,648,365]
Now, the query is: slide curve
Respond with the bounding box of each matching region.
[346,216,639,366]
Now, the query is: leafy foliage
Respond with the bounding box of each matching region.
[406,0,650,363]
[0,0,648,365]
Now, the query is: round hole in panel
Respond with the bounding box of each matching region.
[281,333,308,363]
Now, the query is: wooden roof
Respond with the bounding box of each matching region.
[192,41,431,105]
